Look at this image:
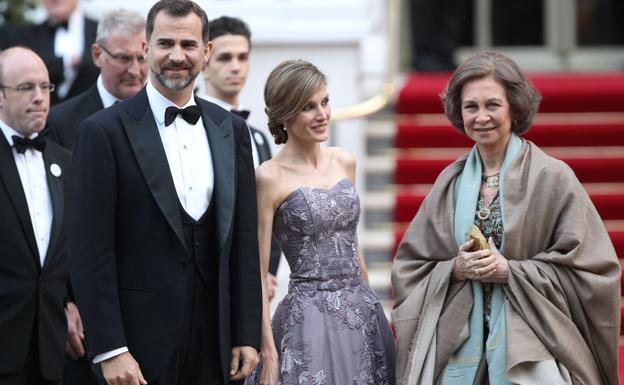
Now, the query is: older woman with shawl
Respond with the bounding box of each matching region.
[391,51,620,385]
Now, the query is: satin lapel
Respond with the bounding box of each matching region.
[121,95,187,253]
[41,145,63,269]
[202,107,235,249]
[0,135,39,262]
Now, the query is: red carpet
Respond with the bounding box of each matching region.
[397,72,624,114]
[620,346,624,383]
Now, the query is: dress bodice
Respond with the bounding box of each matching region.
[272,178,362,288]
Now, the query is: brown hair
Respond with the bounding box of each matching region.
[441,51,541,135]
[263,60,327,144]
[146,0,209,43]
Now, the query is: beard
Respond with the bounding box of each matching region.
[154,60,198,91]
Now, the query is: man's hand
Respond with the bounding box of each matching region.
[229,346,259,381]
[267,273,279,301]
[65,301,85,359]
[101,352,147,385]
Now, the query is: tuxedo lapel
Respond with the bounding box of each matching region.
[0,135,39,262]
[41,145,63,269]
[200,101,235,249]
[121,91,187,253]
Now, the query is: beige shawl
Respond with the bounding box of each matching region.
[391,140,620,385]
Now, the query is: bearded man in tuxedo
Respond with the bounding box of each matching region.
[68,1,261,384]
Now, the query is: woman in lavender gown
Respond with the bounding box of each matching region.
[245,60,395,385]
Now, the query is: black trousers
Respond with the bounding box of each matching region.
[63,354,98,385]
[0,324,61,385]
[152,271,222,385]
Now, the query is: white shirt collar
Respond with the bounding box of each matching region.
[197,93,248,115]
[198,94,233,111]
[96,75,120,109]
[146,80,197,126]
[66,5,84,32]
[0,119,39,146]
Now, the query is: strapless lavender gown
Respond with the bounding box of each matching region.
[246,178,395,385]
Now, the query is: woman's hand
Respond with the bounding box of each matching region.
[478,238,509,283]
[452,239,497,281]
[259,348,279,385]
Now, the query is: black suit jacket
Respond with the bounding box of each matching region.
[46,83,103,150]
[248,126,282,275]
[0,135,71,380]
[1,16,99,105]
[68,88,262,383]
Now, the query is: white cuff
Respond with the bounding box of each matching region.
[93,347,129,364]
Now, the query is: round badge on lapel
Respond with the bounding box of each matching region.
[253,131,265,146]
[50,163,62,177]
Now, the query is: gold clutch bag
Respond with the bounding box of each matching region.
[466,224,489,251]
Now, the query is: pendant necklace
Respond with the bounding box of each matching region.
[482,172,500,190]
[477,206,491,220]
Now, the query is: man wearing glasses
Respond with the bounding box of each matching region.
[0,47,72,385]
[47,9,147,150]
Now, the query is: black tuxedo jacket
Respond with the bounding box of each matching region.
[46,83,103,150]
[68,88,262,383]
[0,135,71,380]
[249,126,272,164]
[1,17,99,105]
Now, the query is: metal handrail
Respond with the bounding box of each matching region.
[332,0,399,121]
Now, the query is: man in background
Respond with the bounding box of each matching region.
[1,0,99,105]
[199,16,281,299]
[47,9,147,150]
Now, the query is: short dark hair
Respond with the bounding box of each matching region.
[209,16,251,47]
[146,0,209,43]
[441,51,541,135]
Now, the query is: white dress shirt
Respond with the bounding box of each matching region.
[96,75,121,108]
[93,82,214,364]
[197,93,260,167]
[0,122,53,266]
[148,82,213,219]
[54,7,85,99]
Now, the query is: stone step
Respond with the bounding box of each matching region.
[365,120,395,156]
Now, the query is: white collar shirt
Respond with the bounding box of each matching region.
[147,81,213,220]
[0,122,53,265]
[54,7,85,99]
[96,75,120,108]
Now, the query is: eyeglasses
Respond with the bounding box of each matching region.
[99,44,146,66]
[0,82,56,94]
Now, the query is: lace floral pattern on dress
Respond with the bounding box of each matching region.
[246,179,395,385]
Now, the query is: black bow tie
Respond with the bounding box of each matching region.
[164,105,202,126]
[231,109,250,120]
[48,20,69,31]
[13,135,46,154]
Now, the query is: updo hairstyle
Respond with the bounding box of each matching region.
[264,59,327,144]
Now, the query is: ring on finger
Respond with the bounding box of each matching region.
[474,267,480,278]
